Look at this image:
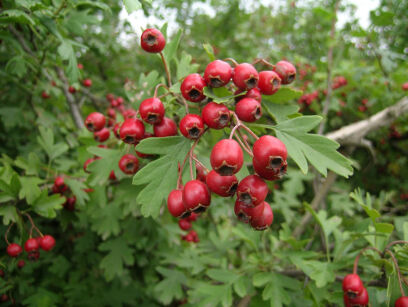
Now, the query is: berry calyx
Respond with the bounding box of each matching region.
[154,117,178,137]
[201,102,230,129]
[210,139,243,176]
[348,287,369,306]
[180,73,206,102]
[39,235,56,251]
[140,28,166,53]
[24,238,39,252]
[182,180,211,213]
[235,98,262,122]
[178,219,192,231]
[139,97,165,125]
[206,170,238,197]
[253,135,287,170]
[93,127,110,142]
[179,114,205,139]
[395,296,408,307]
[274,60,296,84]
[6,243,23,257]
[85,112,106,132]
[119,118,145,144]
[248,201,273,230]
[252,157,285,181]
[83,79,92,87]
[233,63,259,90]
[236,175,268,207]
[167,189,189,218]
[204,60,232,88]
[342,274,364,298]
[118,154,139,175]
[258,71,281,95]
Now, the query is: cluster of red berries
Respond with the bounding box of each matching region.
[6,235,55,261]
[298,90,319,107]
[178,213,199,243]
[52,176,76,211]
[342,274,369,306]
[332,76,348,90]
[357,98,368,113]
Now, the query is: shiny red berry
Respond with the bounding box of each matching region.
[342,274,364,298]
[252,157,284,181]
[235,88,262,103]
[402,83,408,91]
[395,296,408,307]
[17,259,25,268]
[248,201,273,230]
[64,196,76,211]
[258,71,281,95]
[181,73,206,102]
[183,180,211,213]
[68,86,76,94]
[93,127,110,142]
[235,98,262,122]
[179,114,205,139]
[187,212,198,222]
[41,91,50,99]
[77,63,83,69]
[107,108,116,119]
[236,175,268,207]
[24,238,39,252]
[120,118,145,144]
[210,139,243,176]
[348,287,368,306]
[83,79,92,87]
[206,170,238,197]
[253,135,287,170]
[85,112,106,132]
[109,170,116,180]
[106,93,115,101]
[53,176,67,193]
[234,200,252,223]
[139,97,165,125]
[154,117,178,137]
[39,235,55,251]
[6,243,23,257]
[167,189,189,218]
[233,63,259,90]
[122,109,138,119]
[118,154,139,174]
[204,60,232,88]
[201,102,230,129]
[274,60,296,84]
[140,28,166,53]
[178,219,192,231]
[116,96,124,105]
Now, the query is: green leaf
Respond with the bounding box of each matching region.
[22,288,61,307]
[206,269,239,284]
[32,191,65,218]
[374,223,394,234]
[203,86,243,103]
[0,205,18,224]
[75,1,111,12]
[14,153,42,176]
[19,177,43,205]
[5,56,27,77]
[163,29,183,70]
[233,276,247,298]
[350,190,381,222]
[57,40,79,83]
[263,103,300,123]
[289,257,335,288]
[0,9,35,25]
[90,200,123,239]
[262,87,303,104]
[176,51,200,80]
[87,147,123,186]
[155,267,187,305]
[133,137,191,218]
[64,178,89,206]
[99,237,134,281]
[123,0,142,13]
[203,43,216,61]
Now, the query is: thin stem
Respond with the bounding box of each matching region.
[237,129,253,153]
[353,246,383,274]
[229,124,240,139]
[189,150,194,180]
[191,156,210,173]
[385,240,408,250]
[252,58,275,69]
[223,58,239,67]
[231,111,259,140]
[385,249,405,296]
[153,83,170,99]
[160,52,172,87]
[24,213,43,238]
[176,162,183,189]
[234,133,254,157]
[4,223,14,245]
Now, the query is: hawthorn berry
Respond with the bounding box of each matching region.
[140,28,166,53]
[64,196,76,211]
[6,243,23,257]
[106,93,115,102]
[139,97,165,125]
[120,118,145,144]
[182,180,211,213]
[402,82,408,91]
[109,170,116,180]
[116,96,124,105]
[24,238,39,252]
[395,297,408,307]
[28,250,40,261]
[107,108,116,119]
[85,112,106,132]
[68,86,76,94]
[1,294,8,302]
[206,170,238,197]
[204,60,232,88]
[167,189,189,218]
[234,200,252,223]
[53,176,67,193]
[39,235,56,251]
[179,114,205,139]
[236,175,268,207]
[17,259,25,269]
[235,97,262,122]
[234,88,262,103]
[77,63,84,69]
[111,99,119,108]
[253,135,287,170]
[113,122,121,139]
[178,219,192,231]
[201,102,230,129]
[83,79,92,87]
[187,212,198,222]
[248,201,273,230]
[210,139,243,176]
[258,71,281,95]
[93,127,110,142]
[232,63,259,90]
[342,274,364,298]
[41,91,50,99]
[118,154,139,175]
[180,73,207,102]
[252,157,285,181]
[274,60,296,84]
[0,270,4,277]
[348,287,369,306]
[153,117,178,137]
[122,109,138,119]
[195,163,208,183]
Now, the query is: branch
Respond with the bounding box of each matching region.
[326,96,408,145]
[8,25,35,56]
[80,88,105,111]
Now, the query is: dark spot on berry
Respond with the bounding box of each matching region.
[188,127,201,138]
[125,162,134,171]
[217,165,234,176]
[239,192,252,205]
[145,34,157,46]
[254,107,261,119]
[193,205,207,213]
[237,212,249,223]
[86,123,94,131]
[254,225,267,231]
[287,74,295,83]
[218,113,229,126]
[124,136,135,143]
[346,291,358,299]
[280,164,287,174]
[246,77,258,89]
[227,183,238,195]
[188,89,201,100]
[147,114,157,123]
[210,77,223,88]
[273,78,280,87]
[180,211,191,219]
[270,157,283,168]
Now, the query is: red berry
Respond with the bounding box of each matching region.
[348,287,369,306]
[236,175,268,207]
[358,105,367,112]
[204,60,232,88]
[116,96,124,105]
[107,108,116,119]
[122,109,138,119]
[178,219,192,231]
[93,127,110,142]
[402,82,408,91]
[343,293,352,307]
[195,163,208,182]
[83,158,97,173]
[41,91,50,99]
[248,201,273,230]
[252,157,285,181]
[274,60,296,84]
[17,259,25,268]
[39,235,56,251]
[179,114,205,139]
[253,135,287,171]
[139,97,165,125]
[184,233,195,242]
[28,250,40,261]
[0,269,4,277]
[154,117,178,137]
[140,28,166,53]
[83,79,92,87]
[258,71,281,95]
[395,297,408,307]
[53,176,67,193]
[64,196,76,211]
[180,73,207,102]
[113,122,121,139]
[1,294,8,302]
[342,274,364,298]
[206,170,238,197]
[120,118,145,144]
[167,189,189,218]
[235,98,262,122]
[183,180,211,213]
[68,86,76,94]
[186,212,198,222]
[210,139,243,176]
[77,63,83,69]
[201,102,230,129]
[106,93,115,101]
[235,88,262,103]
[109,170,116,180]
[85,112,106,132]
[24,238,39,252]
[233,63,259,90]
[118,154,139,175]
[361,98,368,105]
[6,243,23,257]
[234,200,253,223]
[111,99,119,108]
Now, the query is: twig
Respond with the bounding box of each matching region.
[160,52,172,87]
[385,249,405,296]
[386,241,408,250]
[353,246,383,274]
[4,223,14,245]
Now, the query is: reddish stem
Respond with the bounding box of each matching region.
[159,52,172,87]
[153,83,170,99]
[353,246,383,274]
[191,155,210,173]
[234,133,254,157]
[4,223,14,245]
[385,249,405,296]
[24,213,43,238]
[385,240,408,250]
[252,58,276,69]
[223,57,239,67]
